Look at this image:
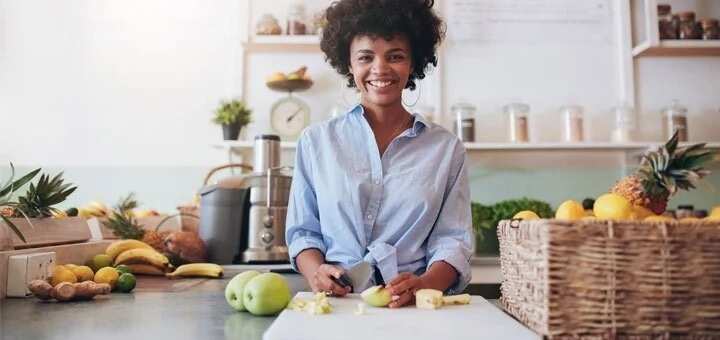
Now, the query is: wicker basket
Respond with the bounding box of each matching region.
[498,219,720,339]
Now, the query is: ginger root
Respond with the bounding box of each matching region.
[28,280,111,302]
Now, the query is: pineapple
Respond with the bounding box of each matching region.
[611,132,716,215]
[103,211,146,240]
[12,172,77,218]
[108,193,167,251]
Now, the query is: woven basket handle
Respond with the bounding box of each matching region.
[202,163,253,185]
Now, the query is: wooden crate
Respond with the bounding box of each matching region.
[2,217,91,249]
[0,240,112,299]
[498,219,720,339]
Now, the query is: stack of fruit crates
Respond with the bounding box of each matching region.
[498,218,720,339]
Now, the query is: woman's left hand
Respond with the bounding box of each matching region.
[386,273,425,308]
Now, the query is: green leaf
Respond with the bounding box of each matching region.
[0,167,40,198]
[1,215,27,243]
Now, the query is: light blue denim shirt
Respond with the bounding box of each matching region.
[285,104,473,293]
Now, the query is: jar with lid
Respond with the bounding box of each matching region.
[678,12,702,39]
[661,100,688,142]
[611,104,636,143]
[657,4,678,40]
[675,205,695,219]
[287,1,307,35]
[503,103,530,143]
[701,18,720,40]
[256,14,282,35]
[560,105,584,142]
[451,102,476,142]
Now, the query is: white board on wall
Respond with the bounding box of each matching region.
[447,0,612,43]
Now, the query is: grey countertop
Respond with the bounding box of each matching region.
[0,268,501,340]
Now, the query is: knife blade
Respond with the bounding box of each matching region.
[331,261,373,293]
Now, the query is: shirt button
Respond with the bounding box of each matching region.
[367,214,373,220]
[374,179,381,185]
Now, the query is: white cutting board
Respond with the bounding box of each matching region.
[263,292,540,340]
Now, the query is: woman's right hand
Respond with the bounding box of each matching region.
[308,264,352,297]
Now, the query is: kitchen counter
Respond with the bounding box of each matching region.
[0,268,504,340]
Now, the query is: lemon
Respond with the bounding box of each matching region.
[630,206,654,220]
[705,215,720,221]
[513,210,540,220]
[644,215,674,222]
[555,200,585,220]
[710,206,720,218]
[94,267,120,290]
[50,266,78,286]
[70,265,95,282]
[593,193,633,220]
[92,254,113,272]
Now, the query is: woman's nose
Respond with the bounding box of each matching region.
[370,58,391,73]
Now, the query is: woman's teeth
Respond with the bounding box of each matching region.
[368,80,394,88]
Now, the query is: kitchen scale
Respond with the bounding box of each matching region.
[267,77,313,140]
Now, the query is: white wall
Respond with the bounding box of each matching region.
[1,0,718,211]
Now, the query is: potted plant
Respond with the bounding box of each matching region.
[212,99,252,140]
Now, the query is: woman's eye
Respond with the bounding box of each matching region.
[358,55,372,62]
[389,54,405,62]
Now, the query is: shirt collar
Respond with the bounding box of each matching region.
[348,104,428,136]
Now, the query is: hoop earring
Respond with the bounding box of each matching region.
[402,82,421,108]
[341,83,361,107]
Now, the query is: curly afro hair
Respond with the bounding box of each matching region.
[320,0,445,91]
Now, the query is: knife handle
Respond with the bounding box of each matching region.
[331,273,353,292]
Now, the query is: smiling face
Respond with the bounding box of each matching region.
[348,34,412,109]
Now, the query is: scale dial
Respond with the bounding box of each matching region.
[270,96,310,139]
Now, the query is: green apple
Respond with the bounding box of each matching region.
[242,273,292,316]
[361,285,392,307]
[225,270,261,312]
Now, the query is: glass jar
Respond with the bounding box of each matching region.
[560,105,584,142]
[661,100,689,142]
[701,18,720,40]
[678,12,701,39]
[611,104,636,143]
[451,103,476,142]
[256,14,282,35]
[287,1,307,35]
[658,4,678,40]
[503,103,530,143]
[675,205,694,219]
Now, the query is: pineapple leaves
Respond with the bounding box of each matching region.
[0,215,27,243]
[12,172,77,218]
[0,165,41,199]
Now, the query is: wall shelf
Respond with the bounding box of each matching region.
[213,140,720,153]
[633,40,720,57]
[243,35,321,52]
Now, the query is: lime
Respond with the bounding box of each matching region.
[117,273,137,293]
[92,254,113,272]
[115,264,131,274]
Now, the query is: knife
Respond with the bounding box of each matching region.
[331,261,373,293]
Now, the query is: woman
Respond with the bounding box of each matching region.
[285,0,473,308]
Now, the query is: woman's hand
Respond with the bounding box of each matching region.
[307,264,352,297]
[386,272,426,308]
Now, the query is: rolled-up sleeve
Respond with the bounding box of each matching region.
[285,131,326,271]
[426,143,474,294]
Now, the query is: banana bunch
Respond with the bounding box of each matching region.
[78,201,109,219]
[105,239,170,274]
[266,66,310,83]
[166,263,223,279]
